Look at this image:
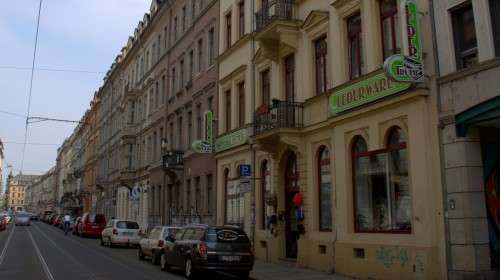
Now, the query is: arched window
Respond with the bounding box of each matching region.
[352,129,411,233]
[318,146,332,231]
[260,160,269,230]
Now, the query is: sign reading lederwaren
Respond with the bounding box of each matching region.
[329,71,411,115]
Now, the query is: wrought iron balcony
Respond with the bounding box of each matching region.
[162,150,184,169]
[255,0,296,32]
[254,100,304,136]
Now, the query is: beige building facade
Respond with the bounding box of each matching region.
[433,0,500,278]
[216,0,447,279]
[6,173,39,212]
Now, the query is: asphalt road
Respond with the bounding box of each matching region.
[0,222,241,280]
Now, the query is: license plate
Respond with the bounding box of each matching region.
[91,225,98,229]
[123,232,133,236]
[220,256,241,262]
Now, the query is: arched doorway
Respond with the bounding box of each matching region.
[284,152,299,259]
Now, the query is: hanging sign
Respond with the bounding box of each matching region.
[384,0,424,83]
[192,110,213,153]
[214,128,249,153]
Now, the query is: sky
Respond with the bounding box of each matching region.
[0,0,151,187]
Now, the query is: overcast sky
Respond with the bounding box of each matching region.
[0,0,151,186]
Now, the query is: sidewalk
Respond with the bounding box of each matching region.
[250,260,354,280]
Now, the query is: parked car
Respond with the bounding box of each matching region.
[160,225,254,279]
[14,212,31,226]
[0,215,7,231]
[78,213,106,237]
[52,215,63,227]
[30,213,40,221]
[101,220,141,247]
[138,226,182,265]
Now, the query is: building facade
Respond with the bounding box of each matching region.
[216,0,447,279]
[433,0,500,278]
[6,173,39,212]
[25,167,56,214]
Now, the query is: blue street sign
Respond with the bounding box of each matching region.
[239,165,251,177]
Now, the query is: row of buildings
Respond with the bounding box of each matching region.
[21,0,500,279]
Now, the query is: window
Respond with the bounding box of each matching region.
[224,169,230,223]
[451,2,478,70]
[196,104,202,139]
[225,89,232,131]
[173,17,178,41]
[318,146,332,231]
[171,67,176,95]
[191,0,196,20]
[169,122,174,150]
[163,26,168,49]
[208,28,215,66]
[195,177,201,211]
[208,96,213,112]
[226,12,232,49]
[239,1,245,38]
[188,111,193,146]
[178,117,183,150]
[352,128,411,233]
[491,0,500,56]
[380,0,401,60]
[161,75,166,104]
[315,36,328,95]
[284,54,295,102]
[347,13,363,79]
[238,82,245,127]
[155,82,159,109]
[180,59,185,88]
[207,174,213,213]
[260,160,270,230]
[182,6,186,32]
[198,39,204,72]
[186,179,191,208]
[261,69,270,107]
[189,50,194,82]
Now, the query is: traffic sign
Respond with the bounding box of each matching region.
[239,165,251,177]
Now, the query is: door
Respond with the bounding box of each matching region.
[284,152,299,259]
[481,132,500,268]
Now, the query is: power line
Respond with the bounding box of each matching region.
[21,0,43,173]
[3,141,59,146]
[0,66,105,74]
[0,110,26,119]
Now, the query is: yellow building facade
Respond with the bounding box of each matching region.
[216,0,447,279]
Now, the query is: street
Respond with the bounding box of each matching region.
[0,222,344,280]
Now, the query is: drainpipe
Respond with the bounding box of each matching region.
[429,0,451,278]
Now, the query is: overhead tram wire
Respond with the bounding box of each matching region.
[20,0,43,173]
[0,66,105,74]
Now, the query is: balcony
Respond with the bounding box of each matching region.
[162,151,184,170]
[254,100,304,137]
[254,1,301,60]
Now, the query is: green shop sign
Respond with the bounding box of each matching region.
[215,128,249,153]
[329,71,411,115]
[192,111,213,154]
[384,0,424,83]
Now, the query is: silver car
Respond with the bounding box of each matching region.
[15,212,31,226]
[138,226,182,265]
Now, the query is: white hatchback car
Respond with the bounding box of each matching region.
[101,220,142,247]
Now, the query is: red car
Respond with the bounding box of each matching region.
[0,215,7,231]
[77,213,106,237]
[52,215,63,227]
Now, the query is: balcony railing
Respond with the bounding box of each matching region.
[254,100,304,136]
[162,150,184,169]
[255,0,295,31]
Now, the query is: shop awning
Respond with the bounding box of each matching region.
[455,96,500,137]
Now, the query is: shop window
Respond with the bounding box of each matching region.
[352,128,411,233]
[347,13,363,80]
[314,36,328,95]
[318,146,332,231]
[380,0,401,60]
[490,0,500,56]
[451,2,478,70]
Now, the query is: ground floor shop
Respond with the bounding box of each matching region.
[216,77,446,279]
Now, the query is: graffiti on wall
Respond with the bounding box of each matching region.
[375,246,409,268]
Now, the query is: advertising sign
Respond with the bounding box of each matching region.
[384,0,424,83]
[214,128,249,153]
[192,111,213,153]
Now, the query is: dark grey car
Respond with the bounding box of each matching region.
[160,225,254,279]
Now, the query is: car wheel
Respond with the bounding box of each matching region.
[151,251,161,265]
[235,270,251,279]
[160,253,171,272]
[184,258,197,279]
[138,247,145,260]
[100,238,105,246]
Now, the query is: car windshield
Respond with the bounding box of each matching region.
[206,228,250,243]
[116,221,139,229]
[17,213,30,218]
[163,228,180,239]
